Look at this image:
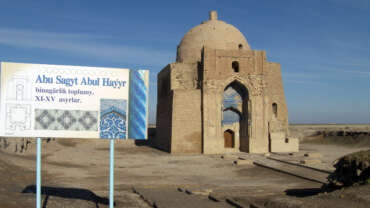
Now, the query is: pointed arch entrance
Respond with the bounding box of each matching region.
[221,80,249,151]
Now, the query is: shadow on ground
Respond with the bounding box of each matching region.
[285,187,323,197]
[134,127,169,153]
[21,185,112,208]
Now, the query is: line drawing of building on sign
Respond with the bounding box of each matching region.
[6,75,32,101]
[5,104,32,131]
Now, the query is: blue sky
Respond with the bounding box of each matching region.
[0,0,369,124]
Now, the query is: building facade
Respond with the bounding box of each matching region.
[154,11,298,154]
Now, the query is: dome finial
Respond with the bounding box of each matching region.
[209,11,218,20]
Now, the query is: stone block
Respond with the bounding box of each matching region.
[287,137,299,151]
[270,132,286,140]
[185,188,212,196]
[233,159,254,166]
[304,152,322,158]
[220,154,239,160]
[270,137,299,153]
[300,159,321,165]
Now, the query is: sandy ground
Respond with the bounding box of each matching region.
[0,124,369,207]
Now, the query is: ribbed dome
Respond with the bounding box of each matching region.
[176,11,251,63]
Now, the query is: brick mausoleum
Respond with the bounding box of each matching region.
[154,11,298,154]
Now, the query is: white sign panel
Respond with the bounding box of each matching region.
[0,62,149,139]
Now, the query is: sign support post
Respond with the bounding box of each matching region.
[109,138,114,208]
[36,137,42,208]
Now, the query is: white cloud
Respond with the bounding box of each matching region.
[0,28,175,66]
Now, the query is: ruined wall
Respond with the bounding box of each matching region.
[170,63,202,153]
[155,63,202,153]
[171,89,202,153]
[266,62,289,134]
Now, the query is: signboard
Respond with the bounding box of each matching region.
[0,62,149,139]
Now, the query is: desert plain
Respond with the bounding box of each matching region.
[0,124,369,208]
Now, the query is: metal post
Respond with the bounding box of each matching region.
[36,137,42,208]
[109,139,114,208]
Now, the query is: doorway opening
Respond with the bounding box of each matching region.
[224,129,235,148]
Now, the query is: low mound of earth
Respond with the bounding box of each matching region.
[328,150,370,186]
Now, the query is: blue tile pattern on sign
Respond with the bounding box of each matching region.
[100,99,127,139]
[128,70,148,140]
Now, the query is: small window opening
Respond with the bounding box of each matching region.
[285,138,289,143]
[272,103,278,118]
[232,61,239,73]
[238,44,243,50]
